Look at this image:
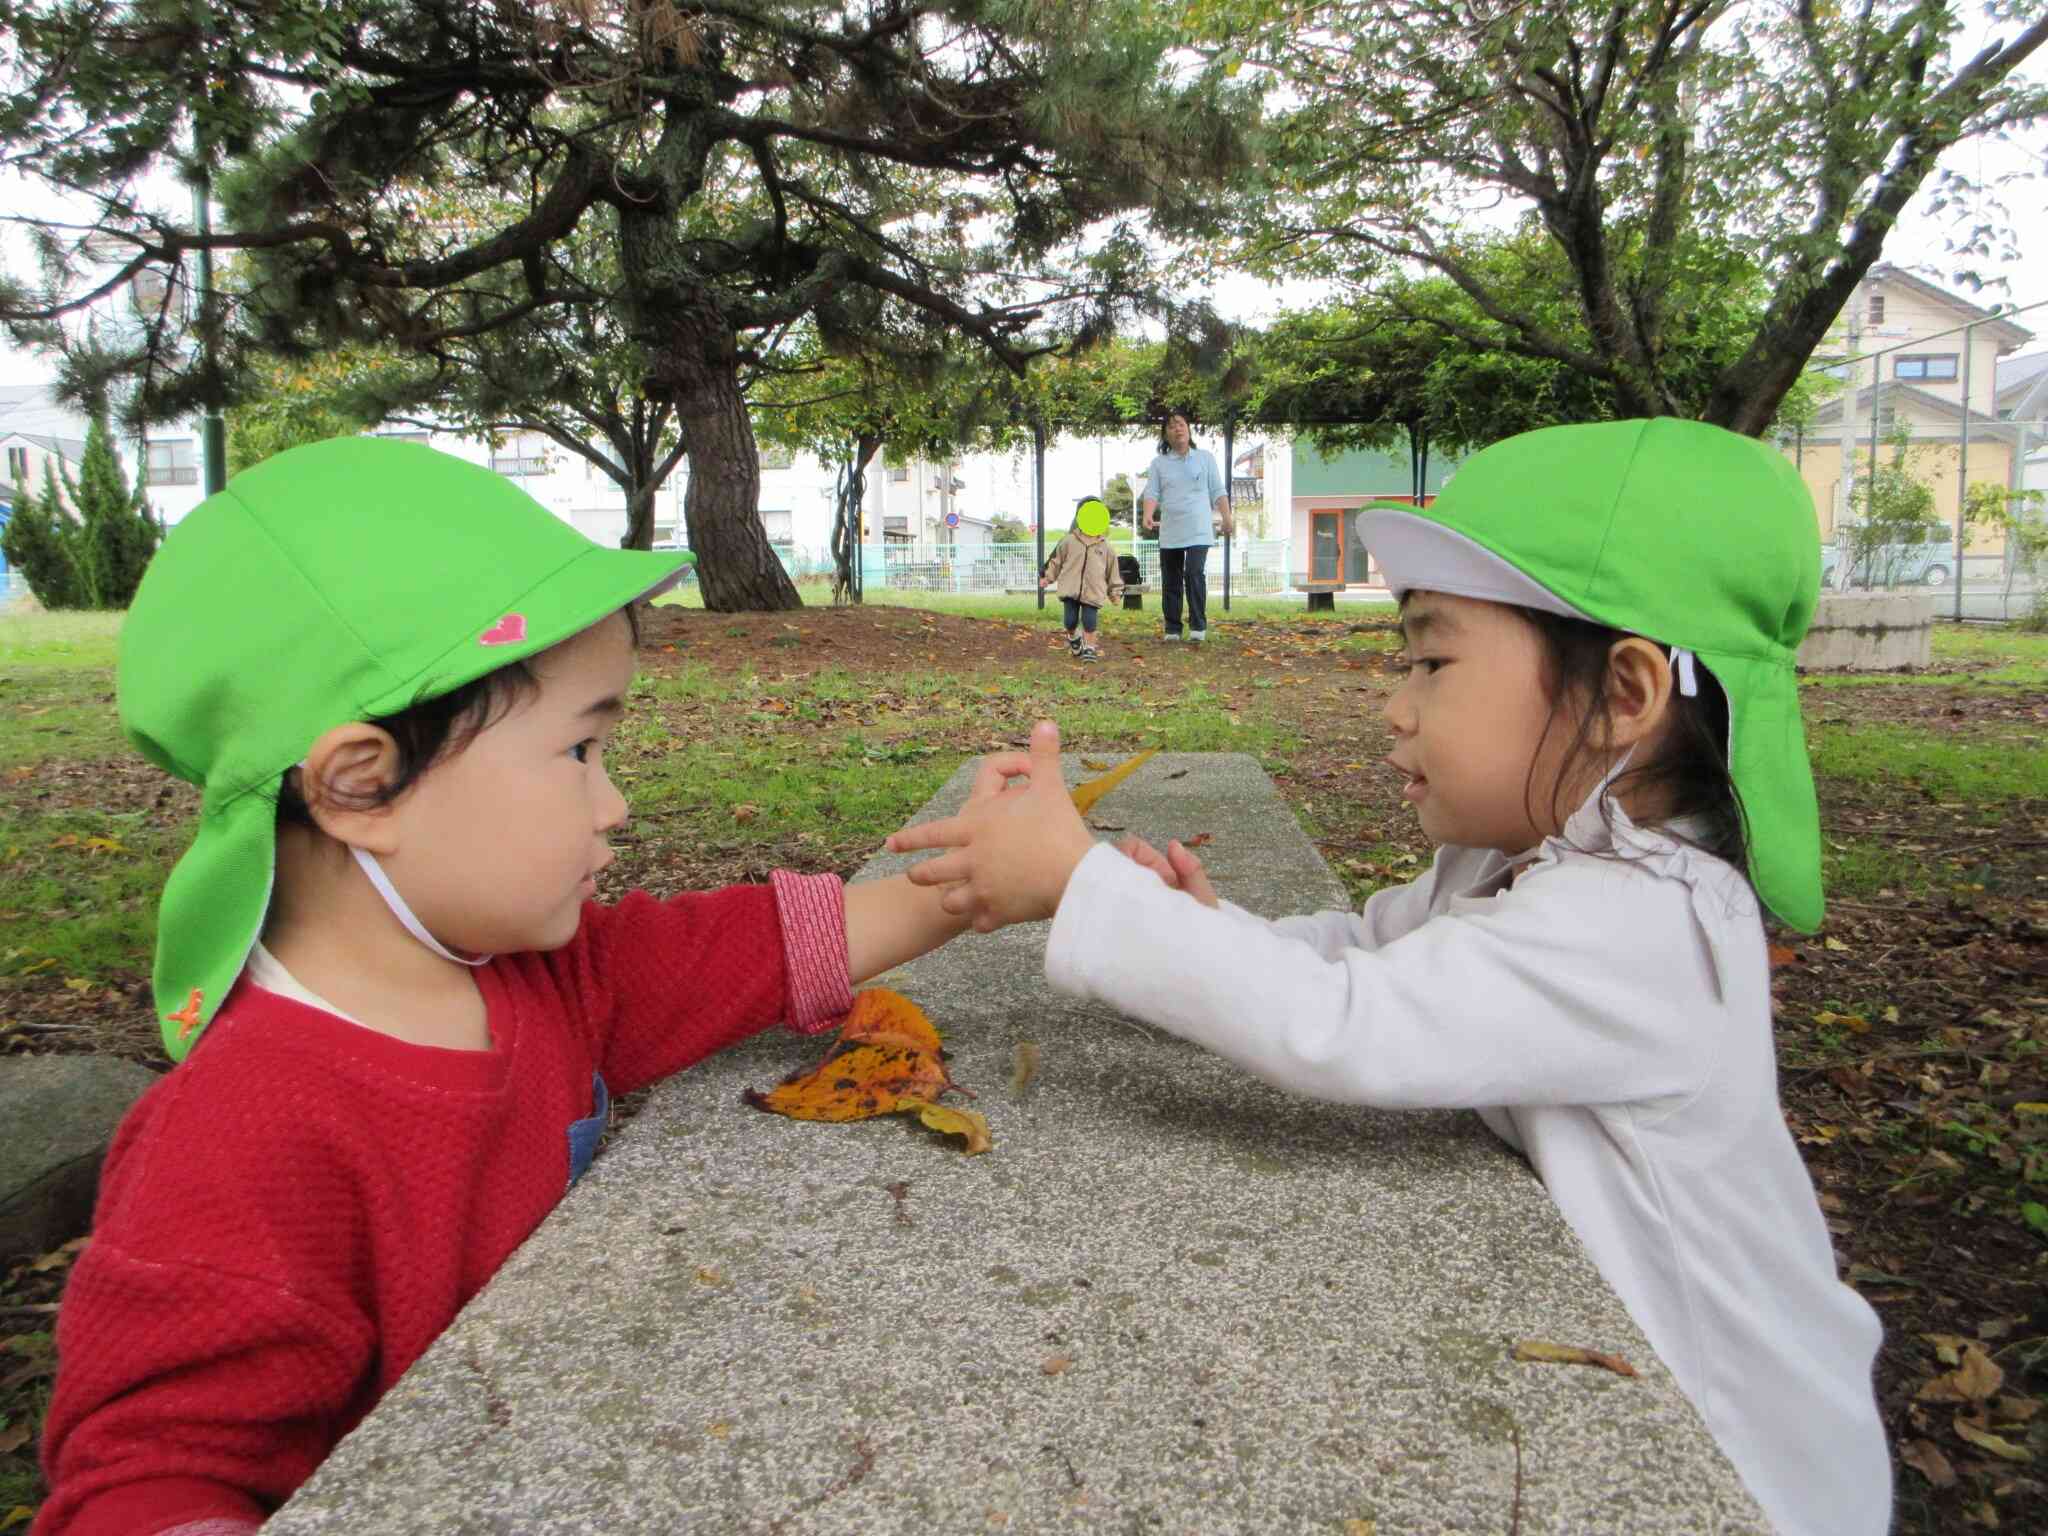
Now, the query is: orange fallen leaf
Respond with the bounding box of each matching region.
[1511,1338,1638,1378]
[745,989,988,1153]
[732,803,760,823]
[1767,944,1801,968]
[1182,832,1214,848]
[1042,1355,1073,1376]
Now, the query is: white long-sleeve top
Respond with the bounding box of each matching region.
[1044,805,1890,1536]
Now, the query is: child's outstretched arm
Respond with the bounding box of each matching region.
[843,873,972,981]
[885,720,1093,931]
[844,743,1040,970]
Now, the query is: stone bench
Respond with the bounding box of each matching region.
[269,753,1763,1534]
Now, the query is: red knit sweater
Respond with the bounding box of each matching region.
[37,879,848,1536]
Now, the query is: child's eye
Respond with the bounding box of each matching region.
[1394,655,1444,677]
[570,740,595,763]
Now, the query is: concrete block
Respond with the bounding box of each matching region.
[1,1054,160,1259]
[269,756,1763,1534]
[1798,591,1936,671]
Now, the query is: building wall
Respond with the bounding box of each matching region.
[1854,279,2007,415]
[1286,442,1457,585]
[1790,434,2010,551]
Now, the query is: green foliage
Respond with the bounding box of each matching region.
[1835,427,1945,587]
[60,414,161,609]
[1183,0,2048,434]
[989,515,1030,543]
[1,413,160,610]
[1102,472,1135,522]
[225,347,387,474]
[2,462,87,609]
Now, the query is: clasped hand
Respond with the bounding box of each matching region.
[886,721,1219,931]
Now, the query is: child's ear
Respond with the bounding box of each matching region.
[1600,638,1676,750]
[296,724,405,855]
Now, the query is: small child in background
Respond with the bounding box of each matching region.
[891,420,1891,1536]
[37,439,975,1536]
[1038,496,1124,661]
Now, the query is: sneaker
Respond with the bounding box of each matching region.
[1188,630,1207,644]
[1080,646,1101,662]
[1067,634,1083,656]
[1162,632,1183,642]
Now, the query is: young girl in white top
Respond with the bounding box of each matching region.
[888,419,1890,1536]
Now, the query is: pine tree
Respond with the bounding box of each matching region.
[0,461,88,610]
[59,413,161,609]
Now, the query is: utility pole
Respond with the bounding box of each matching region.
[193,174,226,495]
[1838,279,1863,540]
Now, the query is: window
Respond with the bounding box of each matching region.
[1866,296,1885,326]
[888,464,910,483]
[5,446,26,485]
[1894,354,1958,381]
[143,438,198,486]
[490,432,549,476]
[761,509,794,546]
[758,445,795,471]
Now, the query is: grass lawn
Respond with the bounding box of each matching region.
[2,598,2044,1530]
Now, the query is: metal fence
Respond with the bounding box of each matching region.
[761,539,1300,596]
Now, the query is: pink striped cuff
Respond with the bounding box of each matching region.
[770,869,854,1033]
[161,1522,264,1536]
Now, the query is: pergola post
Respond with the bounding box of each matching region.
[1034,422,1047,612]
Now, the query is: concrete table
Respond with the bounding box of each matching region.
[269,754,1763,1534]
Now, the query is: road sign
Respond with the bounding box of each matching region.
[944,511,960,528]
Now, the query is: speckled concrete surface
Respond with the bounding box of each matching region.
[269,753,1763,1534]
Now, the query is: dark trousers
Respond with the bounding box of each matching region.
[1159,544,1209,635]
[1060,598,1099,634]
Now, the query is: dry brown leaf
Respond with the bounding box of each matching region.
[1011,1041,1041,1098]
[1042,1354,1073,1376]
[1080,759,1110,772]
[1925,1332,1971,1366]
[1900,1438,1957,1488]
[1992,1395,2039,1424]
[1511,1338,1638,1378]
[1918,1343,2004,1403]
[1953,1413,2033,1463]
[29,1235,88,1273]
[732,803,760,823]
[0,1422,27,1455]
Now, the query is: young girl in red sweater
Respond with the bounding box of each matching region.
[36,438,969,1536]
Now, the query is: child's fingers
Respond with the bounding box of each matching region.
[890,815,971,856]
[903,848,974,887]
[964,751,1035,803]
[1167,840,1219,908]
[1116,835,1180,889]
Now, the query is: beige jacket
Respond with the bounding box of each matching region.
[1041,533,1124,609]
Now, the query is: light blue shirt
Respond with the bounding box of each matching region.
[1143,446,1226,549]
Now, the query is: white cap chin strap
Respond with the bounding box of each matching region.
[351,848,493,967]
